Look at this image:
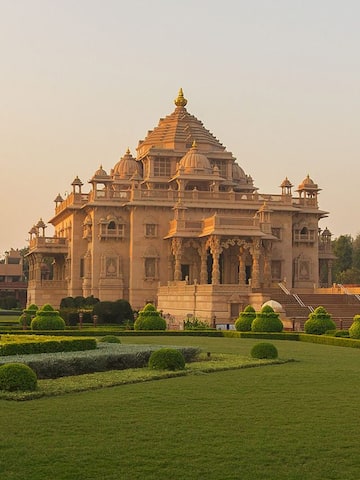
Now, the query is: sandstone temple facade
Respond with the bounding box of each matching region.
[26,89,334,323]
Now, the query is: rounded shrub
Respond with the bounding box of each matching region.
[148,348,185,371]
[31,304,66,331]
[235,305,256,332]
[251,342,278,359]
[251,305,283,332]
[349,315,360,339]
[304,306,336,335]
[134,303,166,331]
[98,335,121,343]
[0,363,37,391]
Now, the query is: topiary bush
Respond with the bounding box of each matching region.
[148,348,185,371]
[31,304,66,331]
[134,303,166,331]
[304,306,336,335]
[250,342,278,359]
[349,315,360,339]
[235,305,256,332]
[19,304,38,327]
[98,335,121,343]
[251,305,283,332]
[0,363,37,391]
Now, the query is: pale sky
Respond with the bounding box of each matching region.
[1,0,359,256]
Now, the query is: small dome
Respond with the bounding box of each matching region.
[112,149,138,179]
[261,300,284,313]
[280,177,293,188]
[54,193,64,203]
[321,227,332,237]
[90,165,111,183]
[94,165,108,177]
[179,141,211,174]
[71,175,83,187]
[232,162,247,181]
[36,218,46,229]
[298,174,318,190]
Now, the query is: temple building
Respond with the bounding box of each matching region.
[26,89,334,323]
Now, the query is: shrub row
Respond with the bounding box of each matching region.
[0,345,200,379]
[299,334,360,348]
[0,338,97,356]
[225,331,300,341]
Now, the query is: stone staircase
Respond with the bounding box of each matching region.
[262,286,360,330]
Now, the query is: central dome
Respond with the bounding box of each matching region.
[179,141,212,174]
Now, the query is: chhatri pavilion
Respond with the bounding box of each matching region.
[26,89,334,324]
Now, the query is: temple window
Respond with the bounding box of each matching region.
[271,227,281,239]
[293,226,316,243]
[145,224,157,238]
[99,219,125,240]
[154,158,170,177]
[145,258,156,278]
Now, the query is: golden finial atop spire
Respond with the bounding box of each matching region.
[174,88,187,107]
[191,140,197,149]
[126,147,130,155]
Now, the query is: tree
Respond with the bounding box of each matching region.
[332,235,353,283]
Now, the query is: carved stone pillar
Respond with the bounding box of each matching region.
[263,241,272,287]
[171,238,183,281]
[209,236,222,285]
[34,254,42,282]
[198,242,208,284]
[238,246,246,286]
[250,240,261,289]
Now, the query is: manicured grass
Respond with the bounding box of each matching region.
[1,336,360,479]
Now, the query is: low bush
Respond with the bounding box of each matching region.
[349,315,360,339]
[98,335,121,343]
[183,317,210,330]
[134,304,166,331]
[0,337,97,356]
[0,363,37,391]
[149,348,186,371]
[19,304,38,327]
[251,342,278,359]
[235,305,256,332]
[251,305,283,333]
[0,345,199,379]
[31,304,66,331]
[304,306,336,335]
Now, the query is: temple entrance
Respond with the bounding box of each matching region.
[181,264,190,281]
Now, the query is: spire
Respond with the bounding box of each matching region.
[174,88,187,107]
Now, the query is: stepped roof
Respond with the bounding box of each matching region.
[137,88,227,158]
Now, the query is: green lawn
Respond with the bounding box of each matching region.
[1,336,360,480]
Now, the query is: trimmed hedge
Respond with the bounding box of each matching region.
[31,304,66,331]
[349,315,360,339]
[0,363,37,391]
[134,304,167,331]
[251,305,283,333]
[0,345,200,379]
[98,335,121,344]
[304,306,336,335]
[0,338,97,356]
[148,348,186,371]
[251,342,278,359]
[235,305,256,332]
[299,333,360,348]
